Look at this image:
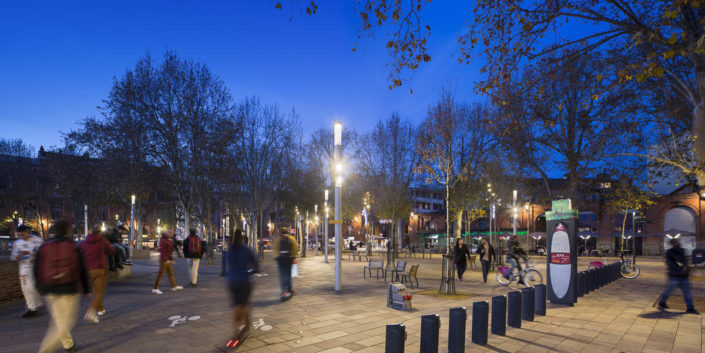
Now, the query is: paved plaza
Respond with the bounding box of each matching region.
[1,252,703,353]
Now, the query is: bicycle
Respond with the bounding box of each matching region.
[586,252,639,279]
[497,256,543,287]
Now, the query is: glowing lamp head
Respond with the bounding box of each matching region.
[131,195,136,204]
[334,122,342,146]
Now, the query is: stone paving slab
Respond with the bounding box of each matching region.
[0,253,702,352]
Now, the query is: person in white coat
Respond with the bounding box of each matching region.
[10,224,44,318]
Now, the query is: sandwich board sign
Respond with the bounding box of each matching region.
[545,199,578,305]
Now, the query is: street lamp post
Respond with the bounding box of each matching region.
[525,204,530,250]
[334,122,343,291]
[632,211,636,263]
[324,189,329,263]
[512,190,517,237]
[130,195,135,249]
[84,204,88,240]
[314,204,318,256]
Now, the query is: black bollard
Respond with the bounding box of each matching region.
[587,268,595,293]
[507,291,522,328]
[491,295,507,336]
[576,272,583,297]
[522,287,535,321]
[472,301,489,345]
[385,323,406,353]
[583,270,589,295]
[420,314,440,353]
[534,284,546,316]
[448,307,467,353]
[598,267,604,287]
[220,249,228,276]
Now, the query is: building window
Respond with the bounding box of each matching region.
[599,182,611,189]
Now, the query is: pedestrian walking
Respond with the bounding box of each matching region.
[78,225,115,323]
[10,224,44,318]
[183,228,205,288]
[658,238,699,314]
[478,238,495,283]
[34,220,89,353]
[452,237,471,281]
[152,229,183,294]
[174,238,183,258]
[273,227,297,299]
[224,229,258,350]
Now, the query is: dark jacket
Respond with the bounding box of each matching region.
[453,243,471,263]
[227,244,258,283]
[159,235,174,262]
[79,232,115,271]
[666,246,689,278]
[33,237,89,295]
[478,243,495,263]
[508,240,525,258]
[183,235,205,259]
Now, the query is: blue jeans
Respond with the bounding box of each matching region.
[506,256,523,280]
[276,257,293,293]
[659,276,694,309]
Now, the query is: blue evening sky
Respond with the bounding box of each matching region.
[0,1,481,150]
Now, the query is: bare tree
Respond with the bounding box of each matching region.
[356,113,418,261]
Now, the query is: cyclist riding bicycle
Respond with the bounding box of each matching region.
[506,236,527,284]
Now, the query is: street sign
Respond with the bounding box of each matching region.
[329,219,343,224]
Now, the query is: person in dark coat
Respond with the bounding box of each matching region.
[34,220,89,353]
[225,229,258,348]
[478,238,495,283]
[452,237,471,281]
[658,239,698,314]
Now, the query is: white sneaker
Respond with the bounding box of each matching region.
[152,289,163,295]
[84,312,99,323]
[97,310,106,316]
[172,286,184,291]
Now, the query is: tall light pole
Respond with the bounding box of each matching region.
[304,210,309,257]
[525,204,530,250]
[512,190,517,237]
[632,210,636,263]
[324,189,329,263]
[314,204,319,256]
[130,194,135,249]
[334,121,343,291]
[157,218,161,236]
[84,204,88,240]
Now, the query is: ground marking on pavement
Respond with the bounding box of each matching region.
[253,318,272,331]
[168,315,201,327]
[254,273,268,277]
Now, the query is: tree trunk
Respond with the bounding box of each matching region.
[454,209,463,240]
[183,206,190,241]
[694,99,705,189]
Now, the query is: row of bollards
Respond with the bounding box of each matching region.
[385,284,548,353]
[577,262,621,298]
[385,263,623,353]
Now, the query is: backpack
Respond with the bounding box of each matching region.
[279,236,293,257]
[188,236,202,256]
[37,240,79,287]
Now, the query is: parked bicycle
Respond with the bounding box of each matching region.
[586,252,639,279]
[497,256,543,287]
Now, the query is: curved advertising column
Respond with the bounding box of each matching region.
[546,200,578,305]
